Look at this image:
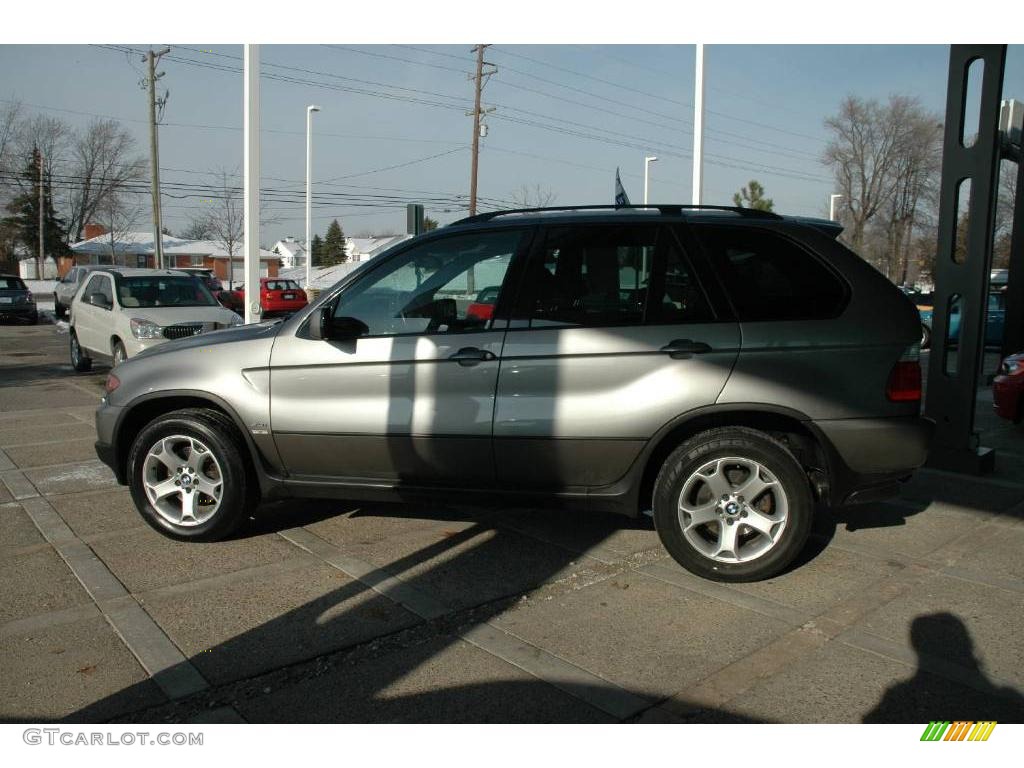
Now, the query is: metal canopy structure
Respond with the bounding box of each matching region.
[924,45,1007,474]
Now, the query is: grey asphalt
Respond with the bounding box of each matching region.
[1,318,1023,724]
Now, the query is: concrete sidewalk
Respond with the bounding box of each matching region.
[1,321,1023,723]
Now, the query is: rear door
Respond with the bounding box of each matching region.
[493,222,740,490]
[269,228,530,486]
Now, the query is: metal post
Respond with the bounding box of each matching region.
[644,156,657,205]
[243,44,262,325]
[692,44,706,206]
[305,104,320,290]
[924,45,1007,475]
[829,194,843,221]
[37,148,44,279]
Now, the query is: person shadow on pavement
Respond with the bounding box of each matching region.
[863,612,1024,723]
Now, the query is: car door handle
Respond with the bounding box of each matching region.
[660,339,712,359]
[448,347,496,367]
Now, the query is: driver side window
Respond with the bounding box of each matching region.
[334,230,523,336]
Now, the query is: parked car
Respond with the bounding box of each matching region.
[0,274,37,324]
[993,351,1024,423]
[227,278,308,317]
[69,268,243,370]
[53,264,105,318]
[175,267,227,300]
[466,285,501,323]
[918,291,1005,349]
[94,205,933,582]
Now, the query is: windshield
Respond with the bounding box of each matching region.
[118,276,218,308]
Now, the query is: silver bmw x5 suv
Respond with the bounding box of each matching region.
[93,206,933,582]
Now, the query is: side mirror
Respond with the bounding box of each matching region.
[309,306,368,341]
[87,292,110,309]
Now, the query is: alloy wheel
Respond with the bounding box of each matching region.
[677,456,789,564]
[142,434,224,527]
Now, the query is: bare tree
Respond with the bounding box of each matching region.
[823,95,909,255]
[0,99,22,175]
[13,113,71,193]
[178,215,214,241]
[95,192,143,266]
[509,184,558,208]
[205,169,244,289]
[65,119,145,243]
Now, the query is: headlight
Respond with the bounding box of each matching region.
[130,318,163,339]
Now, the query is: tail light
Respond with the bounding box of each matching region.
[886,344,922,402]
[104,373,120,394]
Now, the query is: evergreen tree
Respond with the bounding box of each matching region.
[310,234,324,266]
[733,180,774,212]
[2,147,69,274]
[321,219,347,266]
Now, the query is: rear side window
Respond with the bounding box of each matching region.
[698,226,847,321]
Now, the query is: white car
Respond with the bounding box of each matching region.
[68,268,243,370]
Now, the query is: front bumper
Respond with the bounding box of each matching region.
[993,375,1023,422]
[94,401,127,484]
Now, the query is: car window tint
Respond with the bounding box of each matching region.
[517,224,658,328]
[335,230,523,336]
[698,226,846,321]
[650,235,715,324]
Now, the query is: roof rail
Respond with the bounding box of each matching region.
[451,204,782,226]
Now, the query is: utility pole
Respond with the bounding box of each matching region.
[37,147,44,279]
[243,44,262,325]
[143,47,170,269]
[468,44,496,216]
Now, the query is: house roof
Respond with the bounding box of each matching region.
[273,239,306,258]
[72,232,277,260]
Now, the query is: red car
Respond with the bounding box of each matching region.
[993,352,1024,423]
[230,278,308,317]
[466,285,501,324]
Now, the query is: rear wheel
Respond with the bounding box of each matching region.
[127,408,251,541]
[653,427,813,582]
[69,330,92,372]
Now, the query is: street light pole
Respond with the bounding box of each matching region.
[243,44,261,325]
[829,194,843,221]
[305,104,320,290]
[692,44,706,205]
[644,156,658,205]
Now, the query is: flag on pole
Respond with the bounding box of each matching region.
[615,167,630,207]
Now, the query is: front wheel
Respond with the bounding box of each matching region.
[69,330,92,372]
[652,427,813,582]
[112,339,127,366]
[127,408,252,541]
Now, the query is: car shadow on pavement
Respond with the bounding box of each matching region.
[863,613,1024,723]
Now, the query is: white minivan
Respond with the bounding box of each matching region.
[69,268,243,370]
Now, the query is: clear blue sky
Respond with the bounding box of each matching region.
[1,44,1022,243]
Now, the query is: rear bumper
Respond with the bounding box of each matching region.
[812,415,934,506]
[0,305,37,320]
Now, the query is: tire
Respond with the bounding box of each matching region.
[54,295,65,318]
[69,330,92,372]
[112,338,127,366]
[127,408,252,541]
[652,426,813,582]
[921,322,931,349]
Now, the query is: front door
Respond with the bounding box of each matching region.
[74,273,113,354]
[269,228,529,487]
[494,222,740,490]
